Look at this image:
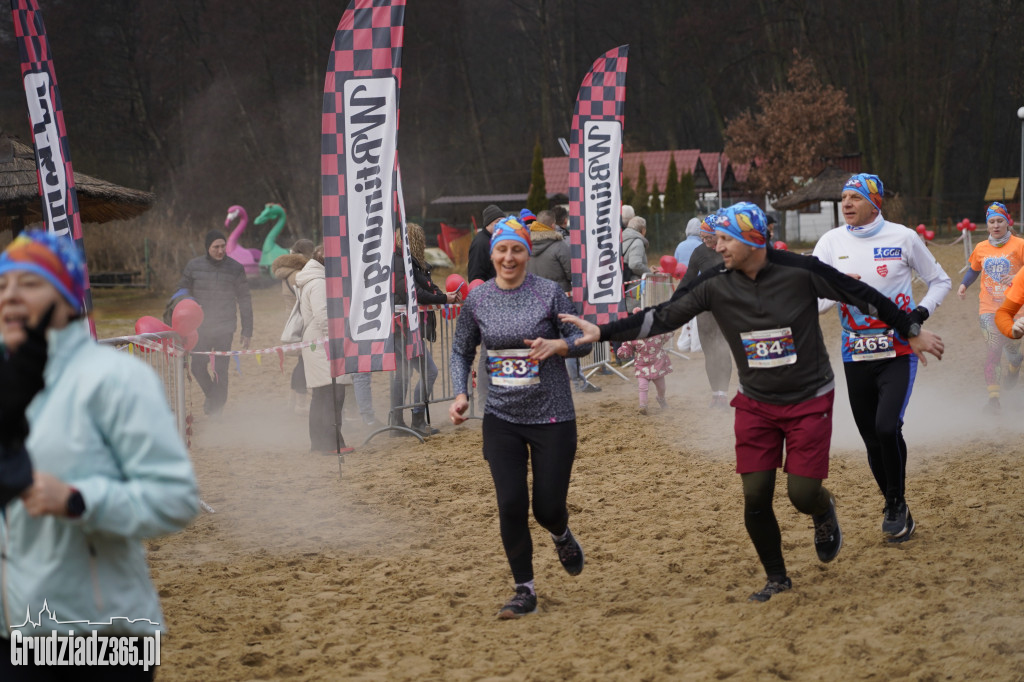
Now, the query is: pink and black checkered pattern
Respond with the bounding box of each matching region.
[568,45,629,325]
[321,0,406,378]
[11,0,94,332]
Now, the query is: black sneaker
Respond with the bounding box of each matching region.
[748,576,792,603]
[813,496,843,563]
[553,529,584,576]
[882,500,911,537]
[497,586,537,620]
[885,510,917,544]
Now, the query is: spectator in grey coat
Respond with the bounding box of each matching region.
[177,229,253,415]
[621,216,651,311]
[527,211,600,393]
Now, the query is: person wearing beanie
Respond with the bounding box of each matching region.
[812,173,951,543]
[678,213,734,408]
[959,202,1024,413]
[0,230,198,672]
[467,205,507,406]
[448,215,593,619]
[674,217,703,266]
[177,227,254,415]
[562,201,944,603]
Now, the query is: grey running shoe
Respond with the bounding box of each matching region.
[984,397,1001,414]
[882,500,911,537]
[885,510,916,544]
[813,496,842,562]
[748,576,792,603]
[553,529,584,576]
[656,396,669,409]
[579,382,602,393]
[497,586,537,620]
[709,394,730,409]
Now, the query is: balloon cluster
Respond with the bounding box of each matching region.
[954,218,977,233]
[134,299,204,352]
[915,224,937,241]
[658,255,687,279]
[442,274,468,320]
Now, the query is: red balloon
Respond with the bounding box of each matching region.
[969,222,977,231]
[924,230,935,241]
[673,263,687,279]
[182,330,199,352]
[658,255,677,275]
[171,298,204,335]
[445,273,468,298]
[916,224,927,234]
[956,223,965,231]
[773,241,788,251]
[467,278,485,292]
[135,316,172,335]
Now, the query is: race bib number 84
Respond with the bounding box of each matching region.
[740,327,797,368]
[487,349,540,386]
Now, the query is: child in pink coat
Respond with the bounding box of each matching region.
[616,308,673,414]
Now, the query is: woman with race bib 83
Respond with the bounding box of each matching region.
[448,217,592,620]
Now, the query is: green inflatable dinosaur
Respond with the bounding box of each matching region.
[255,203,291,271]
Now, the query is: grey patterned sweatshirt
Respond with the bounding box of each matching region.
[450,273,592,424]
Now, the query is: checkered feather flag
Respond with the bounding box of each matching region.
[10,0,94,334]
[568,45,629,325]
[321,0,407,377]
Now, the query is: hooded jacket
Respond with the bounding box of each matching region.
[176,253,253,338]
[272,252,310,311]
[526,224,572,292]
[0,321,198,636]
[621,227,651,280]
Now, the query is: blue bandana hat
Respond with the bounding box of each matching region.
[490,218,533,255]
[843,173,884,213]
[715,203,768,248]
[987,202,1012,225]
[699,213,722,236]
[0,230,87,313]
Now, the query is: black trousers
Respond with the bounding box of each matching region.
[191,328,233,412]
[309,383,347,452]
[843,355,916,503]
[482,414,577,584]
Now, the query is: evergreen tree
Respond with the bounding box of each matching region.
[649,180,662,214]
[621,175,635,208]
[634,162,649,215]
[526,139,547,214]
[679,171,696,214]
[663,155,684,213]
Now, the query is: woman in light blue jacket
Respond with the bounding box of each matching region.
[0,231,198,677]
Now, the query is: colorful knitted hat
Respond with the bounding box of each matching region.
[699,213,722,236]
[987,202,1012,225]
[715,203,768,248]
[843,173,884,213]
[0,230,87,313]
[490,217,533,255]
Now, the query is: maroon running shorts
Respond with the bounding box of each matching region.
[731,389,834,479]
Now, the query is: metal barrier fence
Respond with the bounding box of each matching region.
[98,331,188,440]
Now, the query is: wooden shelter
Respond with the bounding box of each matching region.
[771,166,854,226]
[0,133,154,233]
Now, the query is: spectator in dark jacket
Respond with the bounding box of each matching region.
[177,229,253,415]
[468,204,504,282]
[392,223,460,436]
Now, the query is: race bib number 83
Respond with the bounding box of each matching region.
[487,348,540,386]
[740,327,797,368]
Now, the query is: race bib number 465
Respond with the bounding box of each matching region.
[740,327,797,368]
[487,349,540,386]
[849,328,896,361]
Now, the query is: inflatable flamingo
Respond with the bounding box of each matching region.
[224,205,262,280]
[254,203,291,272]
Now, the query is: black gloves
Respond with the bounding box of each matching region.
[908,305,930,326]
[0,305,53,446]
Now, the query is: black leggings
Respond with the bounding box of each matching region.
[843,355,915,503]
[482,414,577,584]
[696,311,732,393]
[741,470,831,578]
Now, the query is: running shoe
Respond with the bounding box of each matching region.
[885,510,916,544]
[813,496,842,563]
[497,585,537,620]
[578,382,602,393]
[656,396,669,409]
[553,528,584,576]
[748,576,792,603]
[638,406,648,415]
[882,500,911,537]
[984,397,1001,415]
[709,394,730,409]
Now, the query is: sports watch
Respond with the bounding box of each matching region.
[66,487,85,518]
[906,322,922,339]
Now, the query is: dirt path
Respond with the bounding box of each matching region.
[102,243,1024,680]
